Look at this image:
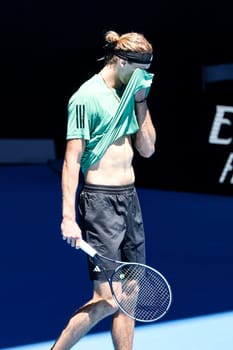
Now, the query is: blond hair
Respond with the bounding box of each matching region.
[105,30,152,52]
[103,30,153,64]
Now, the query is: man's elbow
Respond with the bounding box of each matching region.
[138,144,155,158]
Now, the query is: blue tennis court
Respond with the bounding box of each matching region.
[0,164,232,349]
[1,311,233,350]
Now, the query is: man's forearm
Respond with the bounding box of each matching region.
[62,158,80,221]
[134,102,156,157]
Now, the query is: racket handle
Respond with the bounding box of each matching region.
[80,240,97,257]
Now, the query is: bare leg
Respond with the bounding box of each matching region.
[51,281,118,350]
[111,310,135,350]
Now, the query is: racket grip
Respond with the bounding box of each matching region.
[80,240,97,257]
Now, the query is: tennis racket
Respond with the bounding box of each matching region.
[80,239,172,323]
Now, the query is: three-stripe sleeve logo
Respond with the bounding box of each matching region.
[76,105,85,129]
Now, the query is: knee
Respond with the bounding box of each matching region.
[93,282,119,315]
[106,296,119,313]
[98,296,119,316]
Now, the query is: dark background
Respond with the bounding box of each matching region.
[1,0,233,195]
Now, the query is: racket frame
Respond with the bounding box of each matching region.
[80,239,172,322]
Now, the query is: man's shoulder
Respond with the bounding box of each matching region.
[69,74,102,102]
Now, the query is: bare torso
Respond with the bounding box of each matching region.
[84,135,135,186]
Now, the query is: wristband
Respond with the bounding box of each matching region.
[135,98,147,103]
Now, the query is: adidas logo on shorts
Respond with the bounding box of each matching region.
[93,265,101,272]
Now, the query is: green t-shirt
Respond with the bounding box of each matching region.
[66,68,154,173]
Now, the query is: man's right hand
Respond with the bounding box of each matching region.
[61,217,82,249]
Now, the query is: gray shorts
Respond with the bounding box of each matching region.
[78,183,146,281]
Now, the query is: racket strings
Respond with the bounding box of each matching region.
[111,264,171,322]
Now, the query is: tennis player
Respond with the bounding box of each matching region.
[51,30,156,350]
